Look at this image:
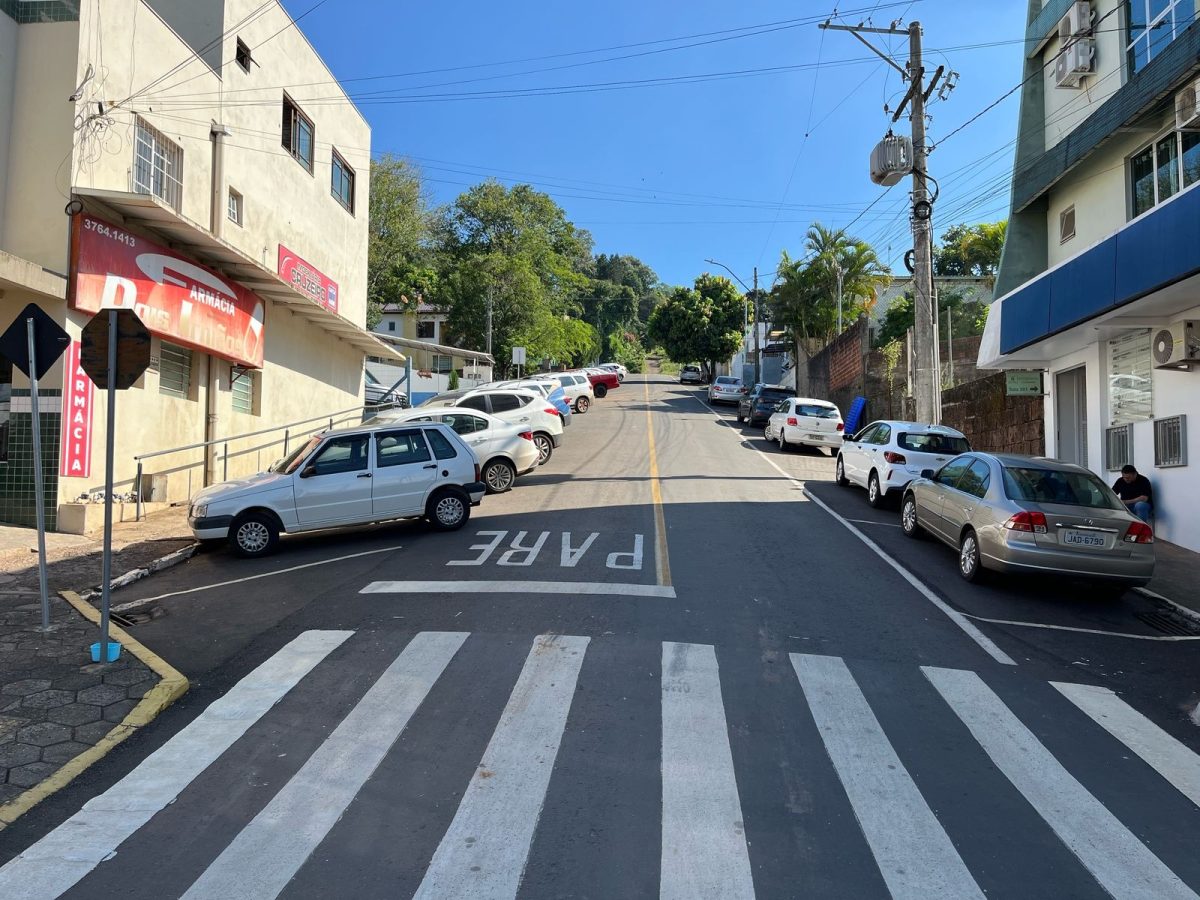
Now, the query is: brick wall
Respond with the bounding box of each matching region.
[941,372,1045,455]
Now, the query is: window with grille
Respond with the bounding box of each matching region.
[1154,415,1187,467]
[1104,424,1133,471]
[282,96,314,172]
[331,149,355,212]
[158,342,193,399]
[231,369,257,414]
[133,117,183,210]
[1107,330,1152,424]
[432,354,453,374]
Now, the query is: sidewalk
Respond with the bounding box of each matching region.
[0,507,193,819]
[1140,538,1200,624]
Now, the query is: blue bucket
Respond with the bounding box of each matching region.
[89,641,122,663]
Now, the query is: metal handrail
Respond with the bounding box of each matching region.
[132,401,402,520]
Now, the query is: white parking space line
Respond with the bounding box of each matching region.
[924,666,1199,900]
[660,642,756,900]
[0,630,353,900]
[413,634,588,899]
[360,580,676,598]
[845,518,903,528]
[182,631,468,900]
[961,613,1200,641]
[1052,681,1200,809]
[793,654,984,900]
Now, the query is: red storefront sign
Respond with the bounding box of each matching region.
[278,244,338,313]
[70,214,265,367]
[59,340,94,478]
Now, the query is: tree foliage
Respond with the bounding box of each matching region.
[647,274,744,379]
[367,155,436,328]
[933,221,1007,282]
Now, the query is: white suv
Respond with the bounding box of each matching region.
[837,420,971,507]
[538,372,595,413]
[421,388,563,464]
[189,422,485,557]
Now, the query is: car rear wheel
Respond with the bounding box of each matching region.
[778,431,789,453]
[426,488,470,531]
[835,455,848,486]
[574,396,590,413]
[482,458,516,494]
[533,432,553,465]
[901,495,923,539]
[594,383,608,398]
[958,529,983,582]
[867,471,884,508]
[230,512,279,558]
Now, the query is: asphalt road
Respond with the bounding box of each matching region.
[2,375,1198,899]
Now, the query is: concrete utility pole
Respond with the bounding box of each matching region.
[752,266,761,386]
[820,17,943,423]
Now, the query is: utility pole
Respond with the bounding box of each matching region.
[820,17,944,424]
[835,263,844,334]
[485,287,493,356]
[752,266,761,386]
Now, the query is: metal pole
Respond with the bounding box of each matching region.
[134,460,143,522]
[836,265,845,334]
[26,319,51,631]
[486,288,493,355]
[909,20,938,424]
[99,309,118,661]
[752,266,761,386]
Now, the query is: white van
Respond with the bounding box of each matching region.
[188,421,486,557]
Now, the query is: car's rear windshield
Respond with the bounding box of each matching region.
[759,389,793,402]
[1001,467,1121,509]
[898,432,970,454]
[796,404,838,418]
[716,377,739,385]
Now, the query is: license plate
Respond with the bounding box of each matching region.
[807,434,824,441]
[1061,530,1107,548]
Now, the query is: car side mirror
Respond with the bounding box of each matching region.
[921,468,935,480]
[300,463,318,479]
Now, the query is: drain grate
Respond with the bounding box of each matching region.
[109,605,165,628]
[1135,610,1200,637]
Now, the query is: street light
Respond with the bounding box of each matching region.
[704,258,761,386]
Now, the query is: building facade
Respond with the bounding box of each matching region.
[0,0,401,529]
[980,0,1200,550]
[372,303,494,404]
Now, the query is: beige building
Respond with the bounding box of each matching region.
[371,303,494,404]
[0,0,402,531]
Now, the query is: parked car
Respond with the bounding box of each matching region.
[188,422,485,557]
[420,388,563,465]
[765,398,844,453]
[837,420,970,508]
[582,367,620,398]
[680,365,704,384]
[900,453,1155,588]
[537,372,596,413]
[707,375,746,405]
[365,408,539,494]
[490,380,573,426]
[737,384,795,427]
[598,362,628,381]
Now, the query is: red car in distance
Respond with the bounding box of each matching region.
[580,368,620,398]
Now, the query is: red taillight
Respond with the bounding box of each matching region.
[474,463,481,482]
[1124,521,1154,544]
[1004,511,1048,534]
[544,407,558,416]
[518,430,534,441]
[787,417,798,426]
[883,451,907,464]
[836,422,844,431]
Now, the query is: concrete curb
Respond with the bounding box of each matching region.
[0,590,189,831]
[1134,586,1200,627]
[78,542,199,604]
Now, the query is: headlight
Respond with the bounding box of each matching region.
[191,504,208,519]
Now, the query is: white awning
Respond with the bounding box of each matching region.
[72,188,404,363]
[373,331,494,365]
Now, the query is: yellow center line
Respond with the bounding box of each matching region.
[644,379,673,587]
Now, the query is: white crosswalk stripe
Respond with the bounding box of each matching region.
[3,631,1199,900]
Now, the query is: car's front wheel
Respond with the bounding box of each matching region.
[426,488,470,531]
[901,495,923,539]
[736,410,745,423]
[533,432,554,465]
[958,529,983,582]
[835,455,849,486]
[230,511,279,558]
[482,458,516,494]
[574,396,590,413]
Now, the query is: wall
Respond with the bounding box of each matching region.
[804,318,870,416]
[142,0,225,72]
[0,12,17,228]
[941,373,1046,456]
[1042,0,1124,150]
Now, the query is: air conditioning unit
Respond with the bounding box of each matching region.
[1176,78,1200,131]
[870,133,913,186]
[1151,321,1199,369]
[1055,38,1095,89]
[1058,1,1092,41]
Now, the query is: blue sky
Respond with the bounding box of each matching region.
[282,0,1027,288]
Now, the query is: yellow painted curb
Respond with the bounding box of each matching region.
[0,591,189,830]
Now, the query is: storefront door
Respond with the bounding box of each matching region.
[1055,366,1088,467]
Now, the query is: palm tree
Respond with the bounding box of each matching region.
[804,224,891,336]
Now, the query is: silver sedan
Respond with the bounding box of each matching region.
[900,452,1155,588]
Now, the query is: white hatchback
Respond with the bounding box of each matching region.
[367,407,539,493]
[188,422,485,557]
[837,420,971,507]
[537,373,595,413]
[765,398,844,453]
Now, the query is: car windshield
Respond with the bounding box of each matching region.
[899,432,971,454]
[1001,466,1122,509]
[275,435,322,475]
[796,404,838,418]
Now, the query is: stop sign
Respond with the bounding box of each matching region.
[81,310,151,390]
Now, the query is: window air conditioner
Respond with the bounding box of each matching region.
[1176,78,1200,131]
[1151,321,1199,370]
[1055,39,1095,89]
[1058,1,1092,41]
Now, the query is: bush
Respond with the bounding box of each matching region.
[448,369,459,390]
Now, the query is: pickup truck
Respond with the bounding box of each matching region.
[581,368,620,398]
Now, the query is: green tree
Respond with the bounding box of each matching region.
[933,221,1007,282]
[647,274,743,380]
[804,223,891,331]
[367,155,436,328]
[876,292,914,347]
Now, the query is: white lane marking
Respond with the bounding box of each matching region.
[660,642,756,900]
[1052,681,1200,809]
[182,631,468,900]
[803,488,1016,666]
[114,545,405,612]
[792,654,984,900]
[413,634,589,899]
[846,518,903,528]
[961,613,1200,641]
[360,580,676,598]
[0,630,352,900]
[924,666,1199,900]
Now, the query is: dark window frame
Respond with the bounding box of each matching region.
[331,148,355,213]
[235,38,252,73]
[282,94,315,173]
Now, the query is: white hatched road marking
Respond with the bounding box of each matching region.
[181,631,469,900]
[0,630,352,900]
[412,634,589,899]
[1052,681,1200,809]
[925,666,1199,900]
[660,642,755,900]
[360,579,676,598]
[792,654,985,900]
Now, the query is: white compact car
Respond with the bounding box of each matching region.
[369,407,539,493]
[189,422,486,557]
[421,388,563,465]
[707,375,745,405]
[598,362,627,381]
[765,398,844,453]
[837,420,971,507]
[538,372,595,413]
